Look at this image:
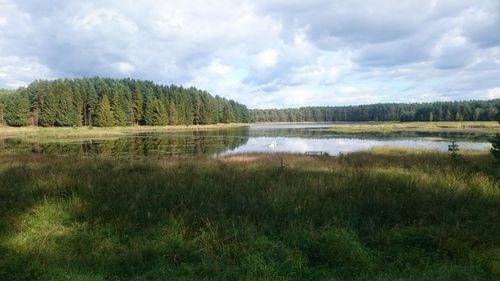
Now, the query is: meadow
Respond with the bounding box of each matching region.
[0,148,499,280]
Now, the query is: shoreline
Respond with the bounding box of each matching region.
[0,123,250,140]
[0,121,498,141]
[325,121,500,134]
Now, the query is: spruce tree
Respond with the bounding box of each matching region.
[56,83,79,126]
[183,96,192,126]
[4,89,31,127]
[132,89,143,125]
[193,95,201,125]
[72,82,84,126]
[143,97,156,126]
[39,90,58,126]
[0,98,4,125]
[111,93,127,126]
[168,101,177,125]
[158,99,168,126]
[222,103,235,123]
[174,93,186,125]
[95,95,114,127]
[144,97,168,126]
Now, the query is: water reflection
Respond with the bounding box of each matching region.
[0,128,250,159]
[0,124,493,158]
[221,137,490,156]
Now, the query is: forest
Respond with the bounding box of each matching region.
[250,100,500,123]
[1,78,499,127]
[0,78,250,127]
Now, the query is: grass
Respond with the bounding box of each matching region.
[327,121,500,134]
[0,149,499,280]
[0,123,249,141]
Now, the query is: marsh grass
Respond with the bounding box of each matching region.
[0,149,499,280]
[0,124,249,141]
[327,121,500,134]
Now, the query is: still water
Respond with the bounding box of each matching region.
[0,124,492,158]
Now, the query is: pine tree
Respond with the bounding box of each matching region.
[95,95,114,127]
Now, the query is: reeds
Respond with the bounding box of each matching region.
[0,149,498,280]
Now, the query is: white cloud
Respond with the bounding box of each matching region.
[114,62,135,75]
[256,49,279,69]
[0,0,499,108]
[487,87,500,99]
[432,31,476,69]
[207,62,233,76]
[0,56,53,88]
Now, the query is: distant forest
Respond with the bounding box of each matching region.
[250,100,500,123]
[0,78,250,127]
[0,78,499,127]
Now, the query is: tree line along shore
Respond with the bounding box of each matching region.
[0,78,250,127]
[0,78,499,127]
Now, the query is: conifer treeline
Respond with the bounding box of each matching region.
[250,100,500,122]
[0,78,250,127]
[1,78,499,127]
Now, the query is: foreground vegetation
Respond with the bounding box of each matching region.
[327,121,500,134]
[0,123,248,141]
[0,149,499,280]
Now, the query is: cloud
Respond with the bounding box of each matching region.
[0,56,53,88]
[487,88,500,99]
[0,0,499,108]
[256,49,279,69]
[432,32,476,69]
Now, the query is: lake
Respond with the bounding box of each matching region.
[0,124,492,158]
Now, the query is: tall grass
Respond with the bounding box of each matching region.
[328,121,500,134]
[0,123,249,140]
[0,149,499,280]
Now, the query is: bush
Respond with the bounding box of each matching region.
[490,133,500,161]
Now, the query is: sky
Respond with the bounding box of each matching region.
[0,0,500,109]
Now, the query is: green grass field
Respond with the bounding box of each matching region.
[0,149,499,280]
